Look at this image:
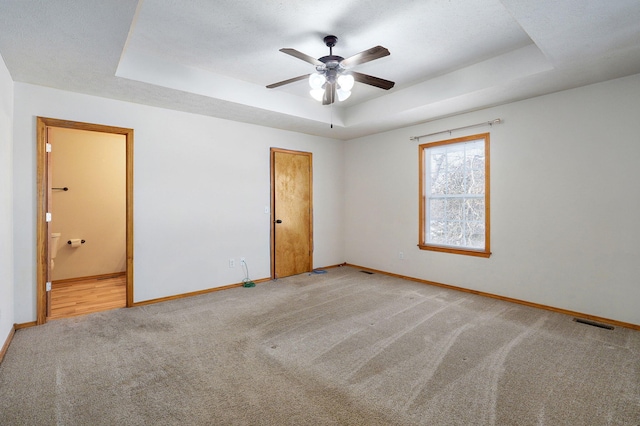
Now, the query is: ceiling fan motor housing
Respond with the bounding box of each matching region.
[318,56,344,83]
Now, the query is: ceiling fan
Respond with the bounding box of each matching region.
[266,35,395,105]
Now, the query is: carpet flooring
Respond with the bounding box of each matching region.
[1,266,639,425]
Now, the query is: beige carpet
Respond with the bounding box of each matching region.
[1,266,639,425]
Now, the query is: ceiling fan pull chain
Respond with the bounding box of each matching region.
[330,101,333,129]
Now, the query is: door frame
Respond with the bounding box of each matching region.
[270,148,313,279]
[36,117,134,324]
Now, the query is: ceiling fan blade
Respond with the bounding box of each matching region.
[351,71,395,90]
[322,83,336,105]
[340,46,390,68]
[266,74,310,89]
[279,48,322,66]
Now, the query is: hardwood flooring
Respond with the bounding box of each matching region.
[48,274,126,320]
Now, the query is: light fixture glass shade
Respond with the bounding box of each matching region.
[337,74,355,91]
[310,88,325,102]
[309,73,326,89]
[336,88,351,102]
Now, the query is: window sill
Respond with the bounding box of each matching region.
[417,244,491,258]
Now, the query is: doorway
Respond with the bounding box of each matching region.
[270,148,313,278]
[36,117,134,324]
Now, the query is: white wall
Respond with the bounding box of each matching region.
[12,75,640,327]
[344,74,640,326]
[13,83,345,323]
[0,53,14,341]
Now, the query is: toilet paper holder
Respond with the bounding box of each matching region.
[67,239,86,245]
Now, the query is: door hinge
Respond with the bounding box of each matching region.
[46,282,52,292]
[46,212,52,222]
[46,143,52,153]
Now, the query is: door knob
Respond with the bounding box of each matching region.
[275,219,282,223]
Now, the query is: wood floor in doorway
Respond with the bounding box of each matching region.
[49,274,126,320]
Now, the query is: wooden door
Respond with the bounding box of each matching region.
[271,148,313,278]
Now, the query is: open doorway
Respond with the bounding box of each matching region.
[36,117,134,324]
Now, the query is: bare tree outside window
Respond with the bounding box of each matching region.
[419,133,491,257]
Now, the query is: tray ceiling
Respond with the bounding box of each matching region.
[1,0,639,139]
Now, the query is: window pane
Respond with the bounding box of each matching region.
[445,198,463,221]
[430,153,447,195]
[429,198,446,220]
[468,147,485,194]
[465,222,485,248]
[464,198,484,222]
[446,149,465,195]
[445,221,464,246]
[429,220,447,244]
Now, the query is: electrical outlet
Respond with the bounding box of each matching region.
[229,258,235,268]
[240,257,245,264]
[399,251,404,260]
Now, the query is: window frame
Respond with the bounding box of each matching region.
[418,132,491,258]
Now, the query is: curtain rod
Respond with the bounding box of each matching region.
[409,118,502,141]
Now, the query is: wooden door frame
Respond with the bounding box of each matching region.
[270,148,313,279]
[36,117,134,325]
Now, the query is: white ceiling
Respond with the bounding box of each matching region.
[1,0,639,140]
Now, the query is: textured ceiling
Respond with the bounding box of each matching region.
[1,0,639,140]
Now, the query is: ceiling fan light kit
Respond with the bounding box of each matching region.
[309,73,354,101]
[267,35,395,105]
[309,73,326,89]
[310,87,325,102]
[337,74,355,91]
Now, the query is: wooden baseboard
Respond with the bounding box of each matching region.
[52,272,126,289]
[14,321,37,330]
[0,325,16,365]
[132,264,346,308]
[15,263,639,332]
[132,277,272,307]
[315,263,347,270]
[346,263,640,331]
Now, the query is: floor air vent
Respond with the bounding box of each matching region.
[360,271,374,275]
[573,318,614,330]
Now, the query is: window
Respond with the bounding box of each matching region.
[419,133,490,257]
